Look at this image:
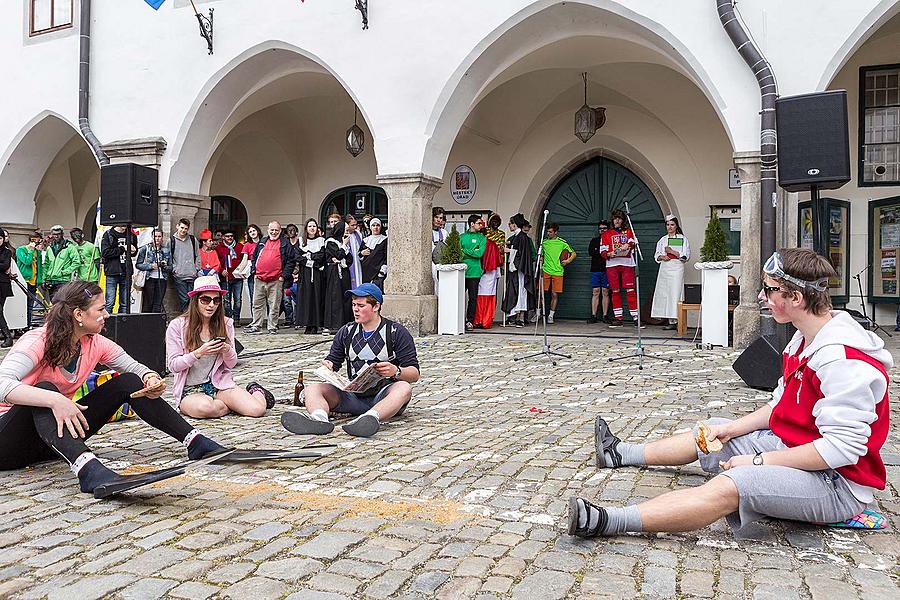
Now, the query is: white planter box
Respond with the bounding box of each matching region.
[695,261,732,347]
[436,264,466,335]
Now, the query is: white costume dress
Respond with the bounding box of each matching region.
[651,233,690,320]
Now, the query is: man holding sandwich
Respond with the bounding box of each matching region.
[568,248,891,537]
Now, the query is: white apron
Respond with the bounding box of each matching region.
[651,259,684,319]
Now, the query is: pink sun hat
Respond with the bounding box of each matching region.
[188,275,228,297]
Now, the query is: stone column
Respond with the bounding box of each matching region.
[158,190,210,314]
[377,173,442,336]
[101,137,167,169]
[732,151,762,348]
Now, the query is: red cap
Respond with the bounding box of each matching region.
[199,228,213,240]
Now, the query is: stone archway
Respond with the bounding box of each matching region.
[542,156,665,320]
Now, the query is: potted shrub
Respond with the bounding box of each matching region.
[694,215,733,346]
[436,224,467,335]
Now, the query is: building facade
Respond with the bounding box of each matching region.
[1,0,899,338]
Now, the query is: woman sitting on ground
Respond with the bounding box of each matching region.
[0,281,225,495]
[166,276,275,418]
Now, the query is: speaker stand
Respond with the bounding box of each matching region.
[852,266,892,337]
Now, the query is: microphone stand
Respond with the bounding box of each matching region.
[852,264,891,337]
[516,209,572,366]
[608,202,673,370]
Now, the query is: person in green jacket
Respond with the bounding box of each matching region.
[460,214,486,331]
[15,231,45,327]
[70,228,100,283]
[43,225,82,302]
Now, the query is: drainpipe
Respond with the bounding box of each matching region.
[716,0,776,262]
[79,0,109,166]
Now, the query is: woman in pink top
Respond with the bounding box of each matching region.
[0,281,225,494]
[166,276,274,418]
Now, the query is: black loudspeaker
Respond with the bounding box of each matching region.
[775,91,851,192]
[102,313,167,375]
[100,163,159,227]
[732,336,782,391]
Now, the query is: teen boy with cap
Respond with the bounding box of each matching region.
[281,283,420,438]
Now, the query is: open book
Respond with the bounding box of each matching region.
[314,362,387,394]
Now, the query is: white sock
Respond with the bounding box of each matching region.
[71,452,97,475]
[182,429,199,449]
[549,310,555,318]
[364,408,380,422]
[310,409,329,422]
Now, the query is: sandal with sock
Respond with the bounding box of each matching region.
[594,416,623,469]
[568,497,608,538]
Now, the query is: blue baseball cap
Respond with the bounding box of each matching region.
[345,283,383,304]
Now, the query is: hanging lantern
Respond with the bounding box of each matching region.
[346,105,365,157]
[574,72,606,143]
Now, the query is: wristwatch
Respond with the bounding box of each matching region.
[752,452,764,466]
[392,365,402,379]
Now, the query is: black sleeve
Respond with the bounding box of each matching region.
[0,249,10,273]
[325,325,349,371]
[99,232,120,260]
[281,241,297,279]
[588,238,600,258]
[392,324,420,371]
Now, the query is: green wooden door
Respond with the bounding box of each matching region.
[544,158,665,320]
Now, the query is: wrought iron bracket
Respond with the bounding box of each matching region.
[195,7,214,54]
[354,0,368,30]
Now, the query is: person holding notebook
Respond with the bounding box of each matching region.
[651,216,690,330]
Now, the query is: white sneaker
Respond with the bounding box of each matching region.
[547,314,555,324]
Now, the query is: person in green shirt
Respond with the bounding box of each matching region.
[15,232,44,327]
[460,214,486,331]
[540,222,576,324]
[43,225,82,302]
[70,228,100,283]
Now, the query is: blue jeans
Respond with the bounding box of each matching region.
[173,277,195,312]
[220,278,243,320]
[104,274,130,314]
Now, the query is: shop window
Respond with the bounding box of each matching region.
[30,0,73,36]
[860,64,900,186]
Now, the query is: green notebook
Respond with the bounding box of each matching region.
[667,238,684,247]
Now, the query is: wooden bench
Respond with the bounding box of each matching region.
[677,302,736,337]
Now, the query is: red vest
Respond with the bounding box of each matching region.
[769,344,889,490]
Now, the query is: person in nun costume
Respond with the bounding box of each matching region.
[501,213,537,328]
[359,218,388,290]
[323,221,353,334]
[296,218,327,334]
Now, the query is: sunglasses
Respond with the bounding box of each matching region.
[761,284,783,297]
[198,295,222,305]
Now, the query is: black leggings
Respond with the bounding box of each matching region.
[0,296,9,334]
[0,373,194,470]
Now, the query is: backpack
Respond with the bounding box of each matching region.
[342,318,395,379]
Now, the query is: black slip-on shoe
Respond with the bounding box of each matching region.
[342,414,380,438]
[247,382,276,409]
[281,411,335,435]
[567,497,608,538]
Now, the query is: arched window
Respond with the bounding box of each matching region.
[320,186,388,231]
[210,196,249,239]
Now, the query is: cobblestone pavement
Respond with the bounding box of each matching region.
[0,330,898,599]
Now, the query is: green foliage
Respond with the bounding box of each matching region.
[442,223,464,265]
[700,214,729,262]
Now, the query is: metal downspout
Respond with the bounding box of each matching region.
[79,0,109,166]
[716,0,777,262]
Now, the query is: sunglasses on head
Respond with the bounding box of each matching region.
[763,252,828,292]
[198,295,221,305]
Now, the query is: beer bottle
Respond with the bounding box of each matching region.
[293,371,304,406]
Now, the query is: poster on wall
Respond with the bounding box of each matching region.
[450,165,476,205]
[797,198,849,302]
[869,198,900,303]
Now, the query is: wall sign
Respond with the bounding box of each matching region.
[450,165,476,205]
[728,168,741,189]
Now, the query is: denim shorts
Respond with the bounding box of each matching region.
[330,382,408,416]
[590,271,609,289]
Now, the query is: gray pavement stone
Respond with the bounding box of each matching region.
[120,577,178,600]
[286,591,350,600]
[308,572,361,595]
[244,521,291,541]
[46,573,136,600]
[222,576,290,598]
[411,570,450,594]
[511,570,574,599]
[363,569,413,599]
[255,557,324,581]
[641,565,677,597]
[169,581,220,599]
[294,531,366,559]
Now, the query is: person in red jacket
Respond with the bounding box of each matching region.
[215,230,244,321]
[600,209,638,327]
[568,248,891,537]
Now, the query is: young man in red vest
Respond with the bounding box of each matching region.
[569,248,891,537]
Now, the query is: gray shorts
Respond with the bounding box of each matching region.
[697,418,864,531]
